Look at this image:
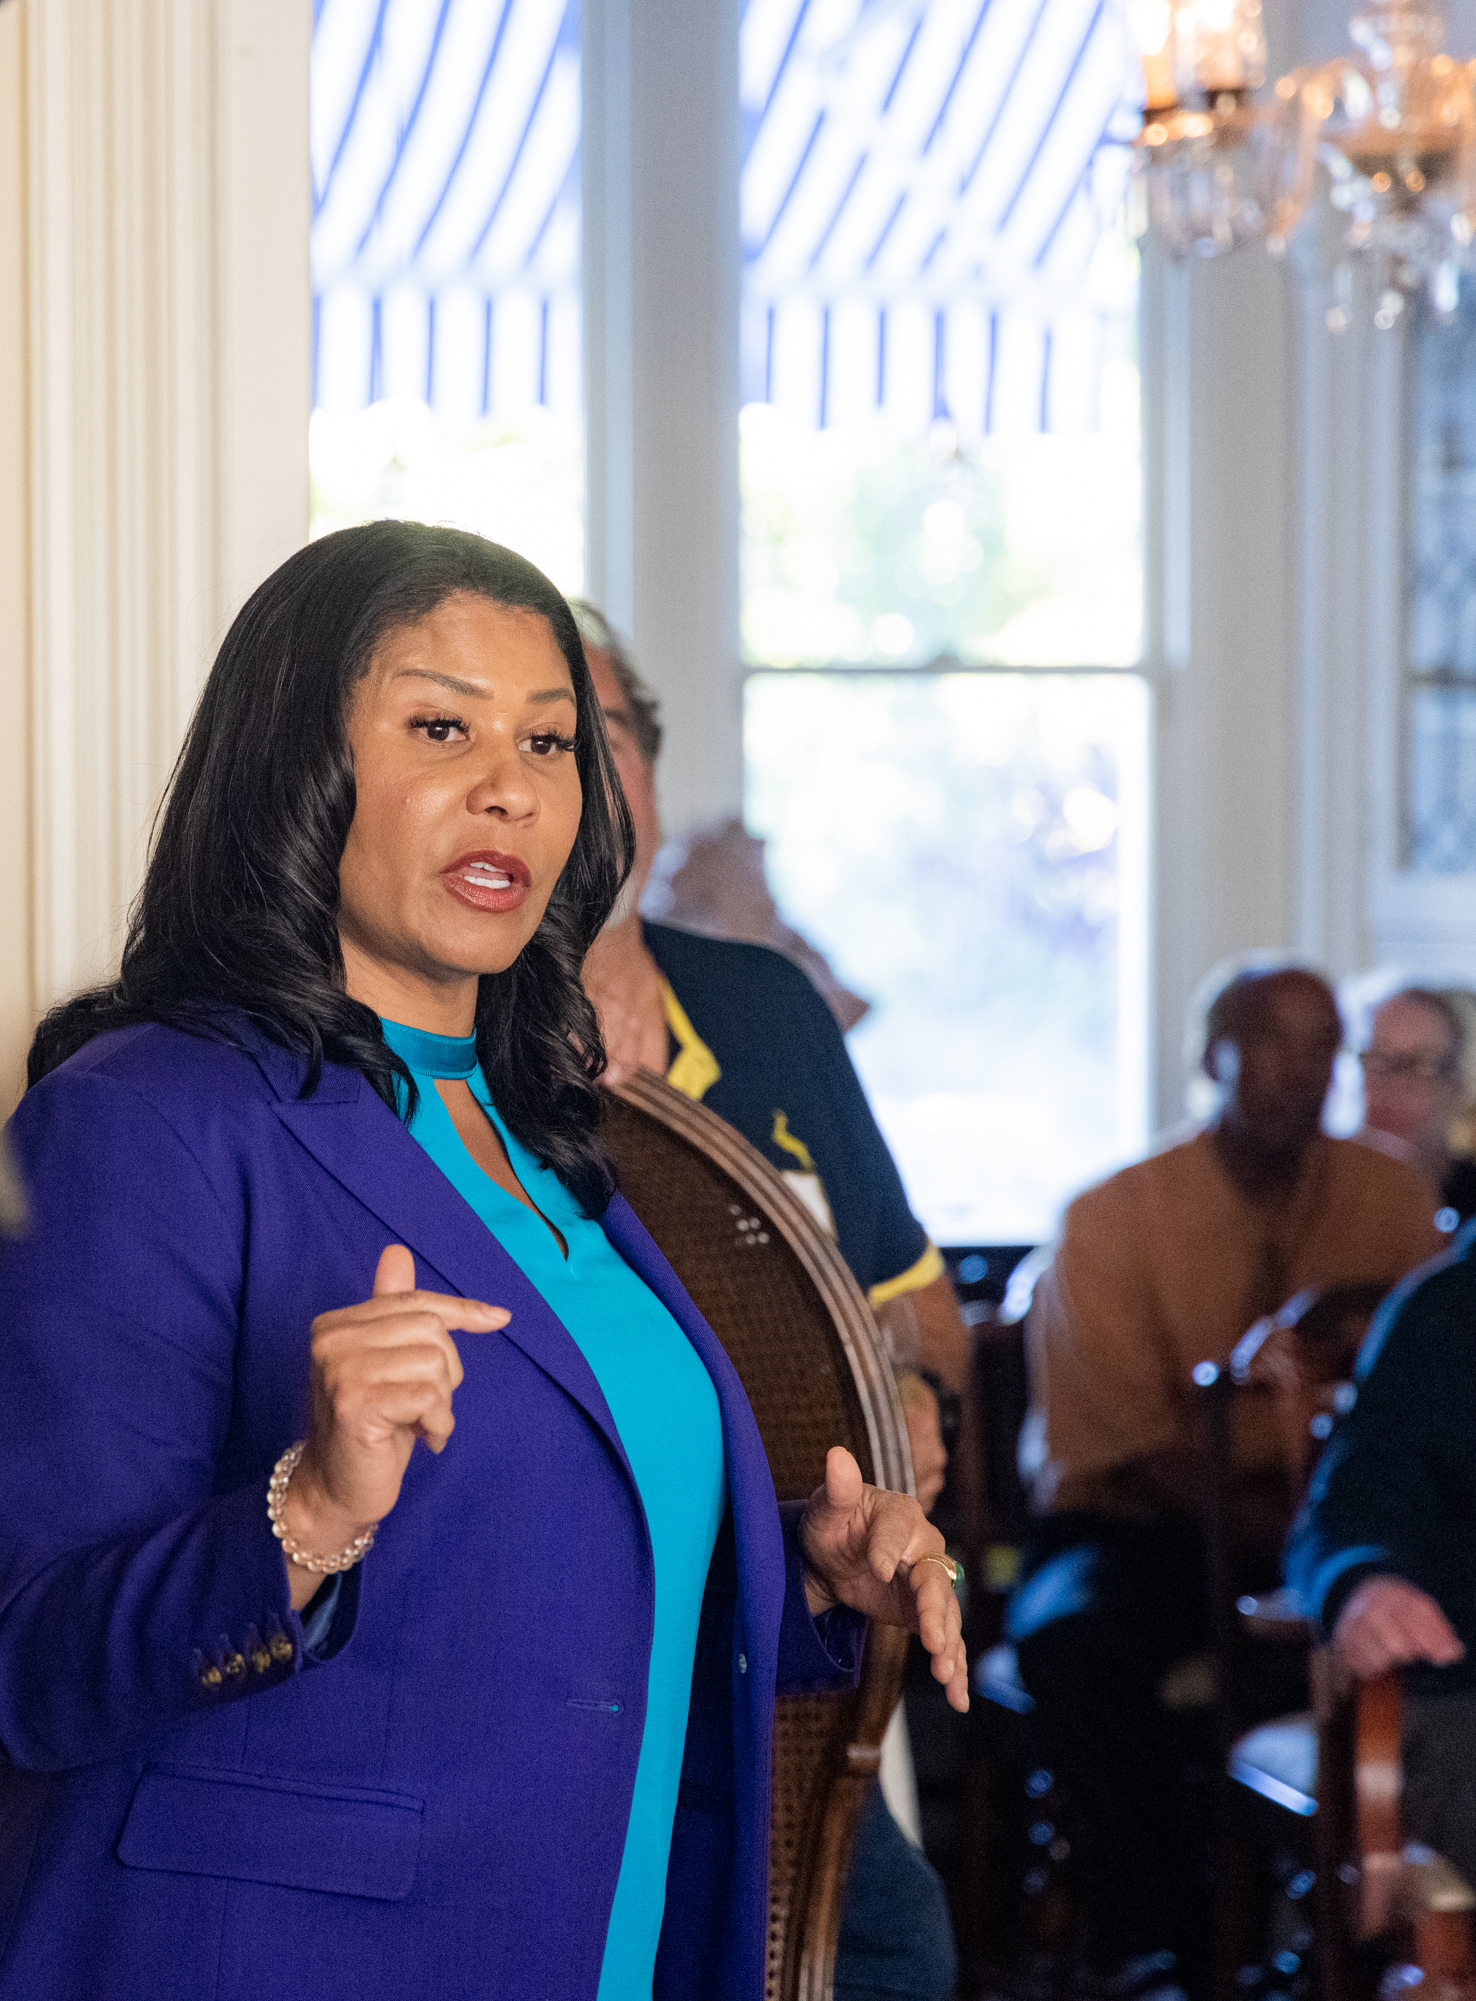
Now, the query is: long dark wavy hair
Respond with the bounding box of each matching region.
[28,521,634,1214]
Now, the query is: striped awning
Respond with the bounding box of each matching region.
[740,0,1141,434]
[311,0,1138,433]
[312,0,582,421]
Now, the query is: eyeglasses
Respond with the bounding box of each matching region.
[1358,1050,1457,1084]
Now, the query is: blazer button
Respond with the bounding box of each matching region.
[196,1660,223,1690]
[268,1631,295,1664]
[738,1654,748,1674]
[248,1641,272,1675]
[222,1650,247,1681]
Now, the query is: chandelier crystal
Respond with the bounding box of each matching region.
[1129,0,1476,306]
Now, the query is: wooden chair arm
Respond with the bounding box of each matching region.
[1357,1668,1404,1940]
[1401,1849,1476,2001]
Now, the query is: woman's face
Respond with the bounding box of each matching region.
[338,592,583,1027]
[1360,992,1462,1159]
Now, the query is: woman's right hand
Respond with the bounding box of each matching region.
[280,1244,508,1608]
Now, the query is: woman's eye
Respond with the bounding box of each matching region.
[524,731,577,757]
[412,715,466,744]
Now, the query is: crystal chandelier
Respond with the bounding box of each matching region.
[1128,0,1283,259]
[1129,0,1476,307]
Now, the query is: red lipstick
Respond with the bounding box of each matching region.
[441,849,533,914]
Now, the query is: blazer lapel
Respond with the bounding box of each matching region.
[271,1081,633,1481]
[249,1028,776,1603]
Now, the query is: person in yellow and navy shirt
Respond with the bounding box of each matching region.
[576,602,965,2001]
[574,604,971,1396]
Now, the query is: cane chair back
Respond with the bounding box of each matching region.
[602,1070,914,2001]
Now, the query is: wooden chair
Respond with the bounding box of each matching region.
[966,1257,1220,1973]
[1225,1619,1476,2001]
[1196,1284,1389,1747]
[1197,1286,1476,2001]
[602,1070,914,2001]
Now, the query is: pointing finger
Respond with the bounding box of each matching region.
[319,1291,510,1336]
[374,1244,417,1296]
[405,1292,509,1334]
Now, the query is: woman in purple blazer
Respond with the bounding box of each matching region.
[0,524,967,2001]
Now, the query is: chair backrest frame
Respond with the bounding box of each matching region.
[604,1070,915,2000]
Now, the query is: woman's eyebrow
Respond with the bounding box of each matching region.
[393,668,486,698]
[392,668,575,705]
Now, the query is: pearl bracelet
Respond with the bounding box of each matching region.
[267,1441,378,1575]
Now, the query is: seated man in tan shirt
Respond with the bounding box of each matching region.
[1009,965,1443,2000]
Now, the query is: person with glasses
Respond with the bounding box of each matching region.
[1010,962,1444,2000]
[1287,1125,1476,1893]
[572,603,964,2001]
[1359,986,1476,1227]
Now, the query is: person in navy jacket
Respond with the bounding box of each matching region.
[0,522,967,2001]
[1285,1229,1476,1890]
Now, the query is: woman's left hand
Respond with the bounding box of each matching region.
[799,1446,969,1713]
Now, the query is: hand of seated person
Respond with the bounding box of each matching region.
[898,1373,948,1516]
[583,930,670,1087]
[1333,1574,1466,1678]
[878,1275,973,1395]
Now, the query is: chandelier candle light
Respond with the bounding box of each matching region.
[1128,0,1476,319]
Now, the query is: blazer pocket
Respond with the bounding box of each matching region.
[117,1765,424,1901]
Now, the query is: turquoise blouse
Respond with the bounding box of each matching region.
[380,1020,727,2001]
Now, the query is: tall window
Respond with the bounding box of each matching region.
[739,0,1145,1244]
[310,0,584,594]
[1404,289,1476,874]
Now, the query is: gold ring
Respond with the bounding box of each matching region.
[912,1552,962,1590]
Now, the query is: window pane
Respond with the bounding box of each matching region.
[745,671,1150,1244]
[741,391,1142,669]
[738,0,1142,670]
[739,1,1145,1241]
[310,0,583,592]
[1403,288,1476,872]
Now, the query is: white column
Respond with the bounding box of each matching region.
[1143,241,1301,1129]
[1279,0,1476,986]
[583,0,743,836]
[1288,239,1385,980]
[15,0,310,1038]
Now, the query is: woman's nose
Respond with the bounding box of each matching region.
[465,738,537,819]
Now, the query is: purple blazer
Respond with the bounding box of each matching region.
[0,1021,861,1999]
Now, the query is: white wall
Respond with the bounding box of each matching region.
[1142,0,1476,1123]
[1290,0,1476,994]
[1144,243,1300,1126]
[0,0,311,1108]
